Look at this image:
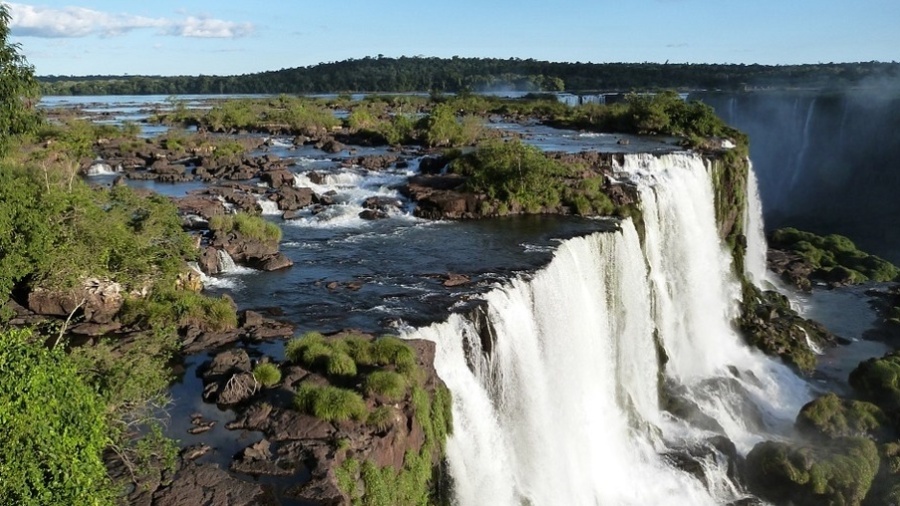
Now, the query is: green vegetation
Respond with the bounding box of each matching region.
[745,438,880,506]
[364,371,408,401]
[120,289,237,332]
[0,4,41,155]
[252,362,282,387]
[551,91,748,150]
[294,384,368,422]
[795,393,888,439]
[0,164,196,308]
[38,57,900,95]
[208,212,283,244]
[450,139,617,216]
[287,331,453,505]
[849,352,900,414]
[770,227,899,284]
[339,451,433,506]
[0,328,114,506]
[159,95,340,135]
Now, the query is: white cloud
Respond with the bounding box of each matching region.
[166,16,254,39]
[7,3,254,39]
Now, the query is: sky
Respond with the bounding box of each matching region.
[5,0,900,76]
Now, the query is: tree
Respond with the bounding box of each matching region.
[0,3,40,154]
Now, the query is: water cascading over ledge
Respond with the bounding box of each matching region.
[405,152,811,505]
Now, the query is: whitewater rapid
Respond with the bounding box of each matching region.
[406,152,810,505]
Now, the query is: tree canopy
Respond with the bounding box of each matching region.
[0,3,40,154]
[38,56,900,96]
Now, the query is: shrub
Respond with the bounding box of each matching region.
[0,328,114,505]
[364,371,407,400]
[326,351,358,378]
[253,363,282,387]
[452,139,569,213]
[371,336,417,373]
[120,289,237,332]
[294,384,367,422]
[209,213,282,244]
[367,405,396,431]
[284,331,326,363]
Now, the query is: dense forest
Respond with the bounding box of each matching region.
[38,56,900,95]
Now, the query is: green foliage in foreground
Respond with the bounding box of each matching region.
[0,4,41,156]
[0,328,114,506]
[209,212,283,244]
[294,384,368,422]
[770,227,900,284]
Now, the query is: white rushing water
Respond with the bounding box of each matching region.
[408,152,810,506]
[287,167,416,228]
[744,163,770,287]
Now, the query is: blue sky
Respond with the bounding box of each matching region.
[6,0,900,76]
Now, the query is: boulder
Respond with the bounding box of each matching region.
[260,169,295,189]
[274,187,314,211]
[249,253,293,272]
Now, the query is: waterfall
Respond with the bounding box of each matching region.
[744,163,770,287]
[408,152,811,505]
[216,249,239,273]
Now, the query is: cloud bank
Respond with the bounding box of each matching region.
[8,3,254,39]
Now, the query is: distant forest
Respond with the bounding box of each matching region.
[38,56,900,96]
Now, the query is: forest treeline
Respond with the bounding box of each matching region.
[38,56,900,96]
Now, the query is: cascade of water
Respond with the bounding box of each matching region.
[216,249,239,273]
[744,163,770,287]
[623,153,810,451]
[409,152,812,505]
[412,222,724,506]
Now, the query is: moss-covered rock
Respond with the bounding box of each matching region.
[795,393,890,440]
[769,227,899,288]
[850,351,900,415]
[745,438,880,506]
[738,281,834,373]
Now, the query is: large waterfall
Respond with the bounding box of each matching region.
[406,152,810,505]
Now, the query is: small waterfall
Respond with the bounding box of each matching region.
[744,163,770,287]
[411,153,811,505]
[257,198,281,216]
[216,249,239,273]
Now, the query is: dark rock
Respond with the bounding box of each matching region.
[282,210,303,220]
[358,209,388,220]
[273,187,314,211]
[362,196,403,211]
[260,169,295,189]
[176,195,227,221]
[151,462,279,506]
[199,247,221,275]
[317,139,345,154]
[204,349,253,379]
[249,253,293,271]
[442,273,470,287]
